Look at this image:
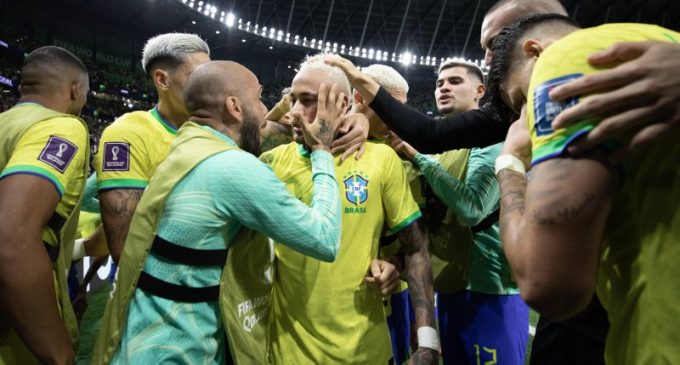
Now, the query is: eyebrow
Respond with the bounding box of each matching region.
[292,91,317,98]
[437,75,464,82]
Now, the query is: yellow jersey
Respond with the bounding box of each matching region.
[95,107,177,191]
[0,105,88,245]
[527,23,680,365]
[261,142,421,364]
[0,103,88,364]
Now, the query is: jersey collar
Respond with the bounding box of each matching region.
[150,106,178,135]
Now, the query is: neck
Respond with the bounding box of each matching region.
[19,95,69,114]
[156,98,188,128]
[190,113,239,143]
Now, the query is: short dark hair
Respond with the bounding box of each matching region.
[487,13,579,103]
[438,60,485,84]
[23,46,88,74]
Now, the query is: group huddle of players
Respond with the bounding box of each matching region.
[0,0,678,364]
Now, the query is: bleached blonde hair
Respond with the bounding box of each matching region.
[298,53,352,95]
[362,64,409,94]
[141,33,210,75]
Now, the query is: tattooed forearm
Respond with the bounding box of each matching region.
[260,121,292,153]
[396,221,435,328]
[99,188,143,263]
[498,169,528,237]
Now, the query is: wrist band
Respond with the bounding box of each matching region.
[495,154,526,176]
[73,238,86,261]
[417,326,441,352]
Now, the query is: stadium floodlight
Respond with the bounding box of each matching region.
[400,52,412,66]
[215,30,220,34]
[226,12,236,27]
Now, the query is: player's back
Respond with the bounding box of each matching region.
[598,136,680,364]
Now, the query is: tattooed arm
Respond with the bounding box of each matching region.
[498,151,617,321]
[396,221,438,365]
[99,188,143,263]
[260,120,292,154]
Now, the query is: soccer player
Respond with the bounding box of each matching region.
[95,33,210,264]
[489,14,680,364]
[326,0,676,161]
[348,64,422,364]
[96,33,367,266]
[388,60,528,365]
[0,46,89,365]
[261,58,438,365]
[92,60,346,364]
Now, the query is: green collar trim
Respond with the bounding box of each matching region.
[150,107,178,135]
[296,143,312,158]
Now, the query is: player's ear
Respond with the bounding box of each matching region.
[70,80,80,101]
[224,96,243,121]
[522,39,544,59]
[476,83,486,101]
[153,69,171,91]
[353,89,364,106]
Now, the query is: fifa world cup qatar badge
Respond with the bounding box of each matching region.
[533,73,582,136]
[38,136,78,173]
[102,142,130,171]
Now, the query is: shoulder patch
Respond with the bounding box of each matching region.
[102,142,130,171]
[533,73,582,136]
[38,136,78,173]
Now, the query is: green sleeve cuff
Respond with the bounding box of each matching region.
[0,165,65,197]
[310,150,336,179]
[388,210,422,235]
[413,153,439,170]
[97,178,148,191]
[532,123,594,166]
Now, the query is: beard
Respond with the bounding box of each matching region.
[239,113,262,156]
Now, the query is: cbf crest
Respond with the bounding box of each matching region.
[343,174,369,205]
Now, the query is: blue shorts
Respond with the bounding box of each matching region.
[386,290,412,364]
[438,290,529,365]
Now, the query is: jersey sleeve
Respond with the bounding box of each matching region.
[380,147,422,235]
[95,116,151,191]
[527,70,595,166]
[414,144,500,227]
[212,149,342,262]
[1,117,87,199]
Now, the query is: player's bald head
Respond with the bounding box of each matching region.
[19,46,88,96]
[481,0,568,64]
[183,60,259,114]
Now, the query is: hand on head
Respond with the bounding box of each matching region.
[293,83,347,152]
